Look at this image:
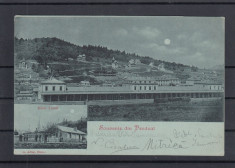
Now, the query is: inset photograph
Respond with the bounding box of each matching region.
[14,104,87,149]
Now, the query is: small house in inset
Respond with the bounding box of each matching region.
[21,125,86,143]
[56,125,86,142]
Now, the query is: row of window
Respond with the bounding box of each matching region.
[130,80,179,84]
[43,92,223,102]
[209,85,222,90]
[45,86,63,91]
[134,86,157,90]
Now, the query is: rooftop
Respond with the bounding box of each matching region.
[195,81,223,85]
[41,78,65,84]
[41,85,223,95]
[57,125,86,135]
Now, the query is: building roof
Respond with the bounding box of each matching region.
[80,81,90,83]
[19,91,32,94]
[17,94,33,97]
[156,75,178,80]
[195,81,223,85]
[186,77,201,81]
[57,125,86,135]
[127,75,178,81]
[41,78,65,84]
[67,86,131,92]
[41,85,223,95]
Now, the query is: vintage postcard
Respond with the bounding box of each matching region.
[14,16,224,155]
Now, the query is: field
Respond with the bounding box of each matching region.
[14,142,87,149]
[88,99,224,122]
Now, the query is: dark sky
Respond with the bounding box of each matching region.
[14,104,87,131]
[15,16,224,68]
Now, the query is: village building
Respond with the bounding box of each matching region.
[18,58,30,69]
[126,76,180,86]
[155,75,180,86]
[194,81,223,91]
[38,78,66,101]
[55,125,86,142]
[127,59,141,67]
[40,78,66,92]
[16,91,34,101]
[19,125,86,143]
[17,59,39,70]
[80,80,90,86]
[183,66,192,73]
[156,63,173,73]
[36,76,223,103]
[185,77,201,86]
[77,54,86,62]
[111,57,119,69]
[149,62,154,67]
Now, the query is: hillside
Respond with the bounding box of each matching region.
[14,37,195,72]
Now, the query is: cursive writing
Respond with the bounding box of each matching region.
[142,138,188,151]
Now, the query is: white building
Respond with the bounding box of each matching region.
[77,54,86,62]
[38,78,66,101]
[149,62,154,67]
[195,81,223,91]
[157,63,173,73]
[80,81,90,86]
[131,84,158,91]
[40,78,66,92]
[112,57,118,69]
[185,77,201,86]
[128,59,141,67]
[18,58,30,69]
[126,75,180,86]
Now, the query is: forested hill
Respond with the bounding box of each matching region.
[15,37,196,72]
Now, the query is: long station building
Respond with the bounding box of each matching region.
[36,78,224,103]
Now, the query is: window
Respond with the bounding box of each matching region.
[144,86,146,90]
[134,86,136,90]
[149,86,151,90]
[154,86,156,90]
[53,86,55,91]
[45,86,48,91]
[140,86,142,90]
[60,86,62,91]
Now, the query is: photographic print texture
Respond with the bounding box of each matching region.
[14,16,224,155]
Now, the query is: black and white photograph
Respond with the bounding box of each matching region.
[14,16,224,155]
[14,16,224,122]
[14,104,87,149]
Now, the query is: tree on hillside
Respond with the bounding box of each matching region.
[34,46,54,68]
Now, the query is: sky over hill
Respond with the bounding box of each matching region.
[15,16,224,68]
